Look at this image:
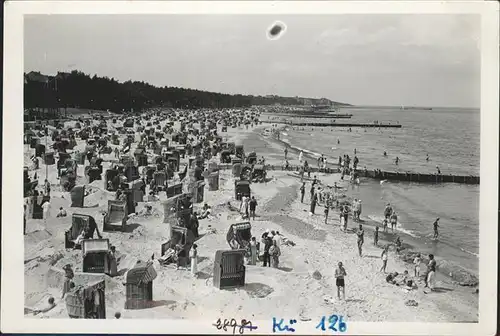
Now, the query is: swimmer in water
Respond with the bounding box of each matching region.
[426,154,429,162]
[395,157,399,165]
[383,151,387,157]
[337,138,340,145]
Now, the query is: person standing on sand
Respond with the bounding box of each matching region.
[299,151,303,164]
[300,182,306,203]
[380,246,389,273]
[356,224,364,256]
[310,192,318,215]
[374,226,380,246]
[433,218,440,239]
[310,184,315,203]
[284,147,288,160]
[335,262,347,300]
[324,204,329,224]
[42,199,51,222]
[342,204,349,231]
[61,264,74,298]
[249,196,257,220]
[249,237,258,265]
[269,240,281,268]
[189,244,198,277]
[425,254,437,290]
[263,234,272,267]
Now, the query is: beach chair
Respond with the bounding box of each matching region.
[64,213,95,249]
[153,171,167,189]
[226,222,252,250]
[251,165,267,183]
[124,261,158,310]
[70,185,86,207]
[235,145,245,159]
[125,165,140,182]
[57,152,71,170]
[43,152,55,165]
[220,150,232,164]
[130,179,145,203]
[168,157,179,172]
[85,166,101,184]
[105,169,120,191]
[235,180,251,200]
[213,250,246,290]
[65,280,106,319]
[166,183,183,198]
[246,151,257,165]
[208,171,219,191]
[103,200,127,232]
[82,238,111,274]
[227,142,236,154]
[160,226,195,266]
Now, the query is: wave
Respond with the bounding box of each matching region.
[366,215,420,238]
[459,247,479,257]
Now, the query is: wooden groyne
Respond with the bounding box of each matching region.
[217,164,479,185]
[263,113,352,119]
[261,121,402,128]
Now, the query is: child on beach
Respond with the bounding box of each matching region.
[380,246,389,273]
[335,262,347,300]
[374,226,379,246]
[382,218,388,232]
[413,254,422,278]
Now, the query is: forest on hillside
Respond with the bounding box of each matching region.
[24,70,348,113]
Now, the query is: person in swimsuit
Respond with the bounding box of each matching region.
[356,225,364,257]
[380,246,389,273]
[390,212,398,232]
[433,218,440,239]
[335,262,347,300]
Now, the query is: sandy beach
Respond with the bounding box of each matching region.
[24,121,478,322]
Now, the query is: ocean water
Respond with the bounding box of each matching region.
[274,107,480,274]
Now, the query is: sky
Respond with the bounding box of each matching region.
[24,14,481,108]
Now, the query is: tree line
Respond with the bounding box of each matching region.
[24,70,345,113]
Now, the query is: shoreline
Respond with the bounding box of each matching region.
[236,125,478,322]
[254,124,478,285]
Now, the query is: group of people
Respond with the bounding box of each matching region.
[239,195,258,220]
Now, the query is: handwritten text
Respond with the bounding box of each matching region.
[316,315,347,333]
[272,317,297,333]
[213,318,258,335]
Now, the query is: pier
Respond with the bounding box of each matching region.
[261,120,402,128]
[216,164,479,185]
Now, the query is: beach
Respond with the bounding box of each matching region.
[24,118,478,322]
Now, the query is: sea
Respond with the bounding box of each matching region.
[274,107,480,275]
